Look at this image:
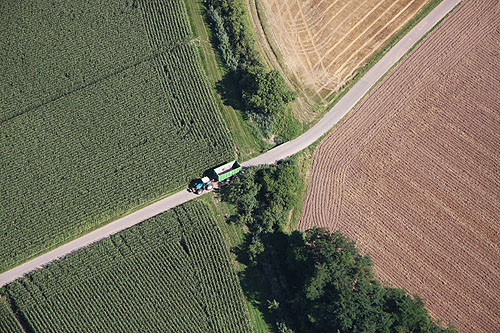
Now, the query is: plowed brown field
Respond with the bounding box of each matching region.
[300,0,500,332]
[254,0,431,103]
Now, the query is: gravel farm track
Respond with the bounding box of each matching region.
[300,0,500,331]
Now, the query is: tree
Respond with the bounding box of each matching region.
[220,162,456,333]
[281,228,457,332]
[221,169,260,215]
[240,68,297,117]
[206,5,238,70]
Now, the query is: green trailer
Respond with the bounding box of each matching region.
[213,161,242,181]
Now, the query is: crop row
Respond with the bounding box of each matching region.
[141,0,193,51]
[1,0,195,123]
[0,41,234,270]
[2,1,144,122]
[4,202,251,332]
[179,205,252,332]
[0,297,22,333]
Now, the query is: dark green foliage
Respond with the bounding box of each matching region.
[241,68,298,117]
[275,108,302,143]
[203,0,297,138]
[384,289,452,333]
[278,228,456,333]
[261,161,300,214]
[0,0,235,271]
[5,201,251,332]
[222,160,299,233]
[222,161,456,333]
[203,0,260,70]
[206,5,238,71]
[222,168,260,215]
[290,228,387,332]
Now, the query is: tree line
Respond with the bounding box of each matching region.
[204,0,297,138]
[221,160,457,333]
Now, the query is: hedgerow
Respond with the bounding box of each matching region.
[204,0,298,139]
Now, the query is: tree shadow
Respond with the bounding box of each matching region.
[233,233,279,332]
[216,71,245,115]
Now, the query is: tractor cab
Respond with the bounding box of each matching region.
[193,176,213,195]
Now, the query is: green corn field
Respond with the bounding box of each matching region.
[0,297,23,333]
[0,0,235,270]
[4,201,252,332]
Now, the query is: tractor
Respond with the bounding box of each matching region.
[190,161,242,195]
[192,176,213,195]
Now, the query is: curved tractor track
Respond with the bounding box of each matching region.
[0,0,461,287]
[301,0,500,331]
[256,0,432,102]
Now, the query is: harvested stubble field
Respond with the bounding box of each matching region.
[301,0,500,332]
[3,201,251,332]
[0,0,234,271]
[254,0,432,104]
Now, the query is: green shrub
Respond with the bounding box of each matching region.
[203,0,297,138]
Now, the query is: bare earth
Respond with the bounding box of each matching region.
[257,0,431,102]
[300,1,500,332]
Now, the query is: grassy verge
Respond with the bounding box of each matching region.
[185,0,263,160]
[202,193,275,333]
[284,150,311,231]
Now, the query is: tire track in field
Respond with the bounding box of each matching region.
[315,0,427,96]
[258,0,432,104]
[324,0,427,98]
[310,0,360,40]
[312,0,388,61]
[313,0,408,91]
[316,0,395,61]
[309,0,392,92]
[307,0,365,53]
[306,0,347,38]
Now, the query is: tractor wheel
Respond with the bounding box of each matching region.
[196,188,204,195]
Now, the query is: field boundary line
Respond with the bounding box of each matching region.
[0,0,461,288]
